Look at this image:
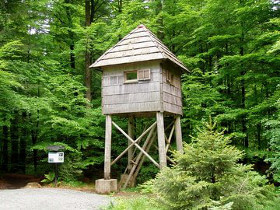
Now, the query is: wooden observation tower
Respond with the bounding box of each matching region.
[90,24,189,193]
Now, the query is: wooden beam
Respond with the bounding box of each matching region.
[133,131,157,183]
[111,121,157,166]
[156,112,167,168]
[128,116,135,171]
[123,127,156,188]
[104,115,112,180]
[112,121,160,168]
[174,115,183,153]
[165,124,175,153]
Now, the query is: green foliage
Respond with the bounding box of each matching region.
[151,120,275,210]
[106,196,162,210]
[41,172,55,183]
[265,91,280,183]
[59,153,85,182]
[0,0,279,192]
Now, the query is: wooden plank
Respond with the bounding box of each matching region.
[102,82,160,95]
[175,116,183,153]
[110,41,157,52]
[119,36,152,45]
[96,53,164,67]
[104,115,112,180]
[128,116,135,171]
[125,31,150,39]
[103,101,161,114]
[103,92,160,105]
[165,125,175,153]
[162,83,182,97]
[163,102,182,115]
[163,92,182,107]
[104,47,161,59]
[156,112,167,168]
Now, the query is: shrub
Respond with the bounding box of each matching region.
[151,120,275,210]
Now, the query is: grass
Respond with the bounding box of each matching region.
[106,195,164,210]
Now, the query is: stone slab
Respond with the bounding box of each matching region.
[95,179,118,194]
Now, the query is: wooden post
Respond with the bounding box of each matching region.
[174,115,183,153]
[128,116,134,172]
[156,112,167,168]
[104,115,112,180]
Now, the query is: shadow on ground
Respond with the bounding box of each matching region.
[0,174,41,189]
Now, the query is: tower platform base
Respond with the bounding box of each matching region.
[95,179,118,194]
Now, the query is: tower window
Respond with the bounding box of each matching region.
[124,69,150,83]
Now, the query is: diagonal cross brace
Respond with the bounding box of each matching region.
[112,121,160,168]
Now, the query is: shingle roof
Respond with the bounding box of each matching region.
[90,24,189,72]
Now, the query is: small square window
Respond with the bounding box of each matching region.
[124,69,151,83]
[125,71,138,83]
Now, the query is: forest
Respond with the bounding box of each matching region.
[0,0,280,209]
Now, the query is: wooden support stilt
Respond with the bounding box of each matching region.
[174,115,183,153]
[104,115,112,180]
[156,112,167,168]
[128,116,135,171]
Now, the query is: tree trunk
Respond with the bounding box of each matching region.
[11,113,19,172]
[19,112,28,173]
[85,0,92,101]
[257,123,261,150]
[1,125,9,172]
[65,0,75,69]
[156,0,164,40]
[239,0,248,149]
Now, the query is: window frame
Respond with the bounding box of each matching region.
[124,69,151,84]
[124,70,138,83]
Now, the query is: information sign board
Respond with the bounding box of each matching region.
[48,152,64,163]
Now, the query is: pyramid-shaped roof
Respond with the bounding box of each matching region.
[90,25,189,72]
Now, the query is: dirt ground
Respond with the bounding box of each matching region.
[0,174,41,189]
[0,173,139,198]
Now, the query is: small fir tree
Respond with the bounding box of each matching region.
[152,119,274,210]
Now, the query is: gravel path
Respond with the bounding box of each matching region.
[0,188,113,210]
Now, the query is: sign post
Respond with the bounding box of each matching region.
[47,146,65,187]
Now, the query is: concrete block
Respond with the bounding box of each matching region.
[95,179,118,194]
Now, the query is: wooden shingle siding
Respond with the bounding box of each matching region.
[102,61,162,114]
[110,42,157,52]
[161,67,183,115]
[103,92,160,105]
[102,82,160,95]
[103,101,161,114]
